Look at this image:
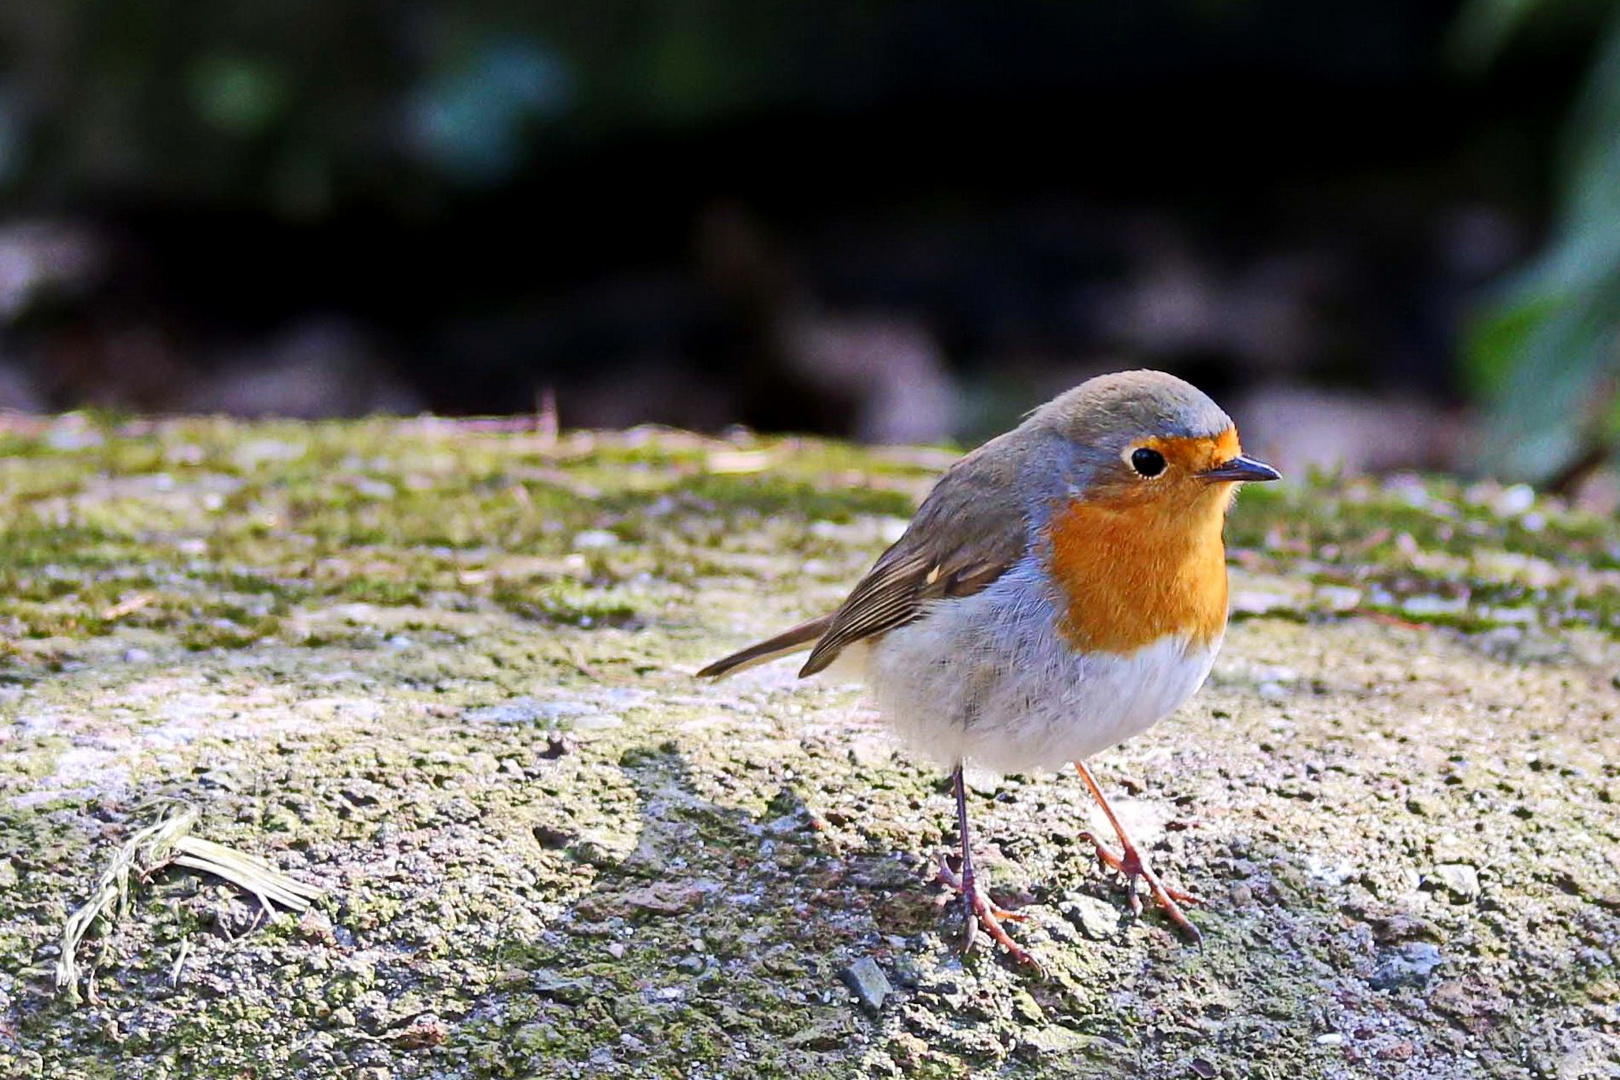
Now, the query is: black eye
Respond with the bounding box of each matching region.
[1130,447,1166,477]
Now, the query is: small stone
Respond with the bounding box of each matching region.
[785,1017,852,1050]
[1314,585,1362,612]
[394,1014,448,1049]
[573,529,620,550]
[839,956,892,1013]
[1316,1032,1344,1046]
[530,969,592,1004]
[847,735,896,768]
[1405,795,1438,818]
[1423,864,1481,903]
[1257,680,1289,701]
[964,767,1000,796]
[1497,484,1535,515]
[622,881,705,916]
[1016,1026,1097,1059]
[570,712,623,730]
[1059,893,1120,940]
[1365,911,1441,944]
[296,910,339,946]
[1369,942,1444,990]
[675,955,705,975]
[464,697,550,726]
[531,823,574,849]
[511,1023,560,1054]
[1401,595,1468,619]
[1377,1041,1417,1062]
[887,954,922,989]
[1191,1058,1218,1079]
[1428,980,1476,1018]
[606,942,626,960]
[1009,990,1045,1025]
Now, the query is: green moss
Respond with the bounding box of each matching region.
[3,421,1618,1079]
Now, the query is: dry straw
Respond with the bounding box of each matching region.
[55,801,323,1003]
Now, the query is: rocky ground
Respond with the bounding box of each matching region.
[0,415,1616,1079]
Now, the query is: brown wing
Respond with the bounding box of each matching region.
[696,614,831,679]
[798,444,1032,676]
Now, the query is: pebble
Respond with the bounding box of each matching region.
[463,698,618,730]
[1369,942,1444,990]
[530,969,592,1004]
[1257,680,1290,702]
[573,529,620,550]
[1059,893,1120,940]
[1405,795,1439,818]
[1314,585,1363,611]
[1017,1026,1097,1059]
[846,734,896,767]
[463,697,552,726]
[570,712,624,730]
[1401,595,1469,618]
[838,956,892,1013]
[622,881,705,916]
[1424,864,1481,903]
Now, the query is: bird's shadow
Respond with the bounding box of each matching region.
[481,739,953,1067]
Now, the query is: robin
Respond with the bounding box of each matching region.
[698,370,1279,963]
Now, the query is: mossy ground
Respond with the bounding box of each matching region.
[0,415,1616,1079]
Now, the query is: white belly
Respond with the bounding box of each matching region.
[861,562,1219,774]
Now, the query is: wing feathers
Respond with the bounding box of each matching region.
[799,451,1031,675]
[696,614,833,679]
[699,433,1040,682]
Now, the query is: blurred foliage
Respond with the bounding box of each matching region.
[0,0,902,214]
[1457,0,1620,482]
[0,1,1455,218]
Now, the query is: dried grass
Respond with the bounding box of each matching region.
[55,801,323,1003]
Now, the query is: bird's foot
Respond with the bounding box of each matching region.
[936,854,1041,968]
[1080,831,1203,941]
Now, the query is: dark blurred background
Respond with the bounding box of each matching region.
[1,0,1618,486]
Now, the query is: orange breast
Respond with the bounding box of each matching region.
[1043,491,1230,654]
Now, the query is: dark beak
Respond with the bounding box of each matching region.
[1200,454,1281,484]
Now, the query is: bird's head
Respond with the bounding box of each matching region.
[1034,370,1279,514]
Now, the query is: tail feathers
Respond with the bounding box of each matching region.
[696,614,832,679]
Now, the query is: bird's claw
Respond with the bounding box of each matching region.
[1079,830,1203,941]
[936,854,1041,968]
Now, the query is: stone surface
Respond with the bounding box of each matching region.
[1059,892,1122,941]
[1,420,1617,1079]
[1425,863,1483,904]
[838,957,892,1014]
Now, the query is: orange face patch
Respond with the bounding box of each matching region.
[1042,427,1239,653]
[1150,428,1242,475]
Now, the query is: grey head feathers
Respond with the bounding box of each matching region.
[1028,370,1233,453]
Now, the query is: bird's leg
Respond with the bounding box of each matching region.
[935,764,1037,965]
[1074,760,1204,941]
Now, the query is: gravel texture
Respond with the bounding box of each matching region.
[0,416,1616,1078]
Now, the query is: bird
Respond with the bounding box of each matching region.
[697,369,1279,964]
